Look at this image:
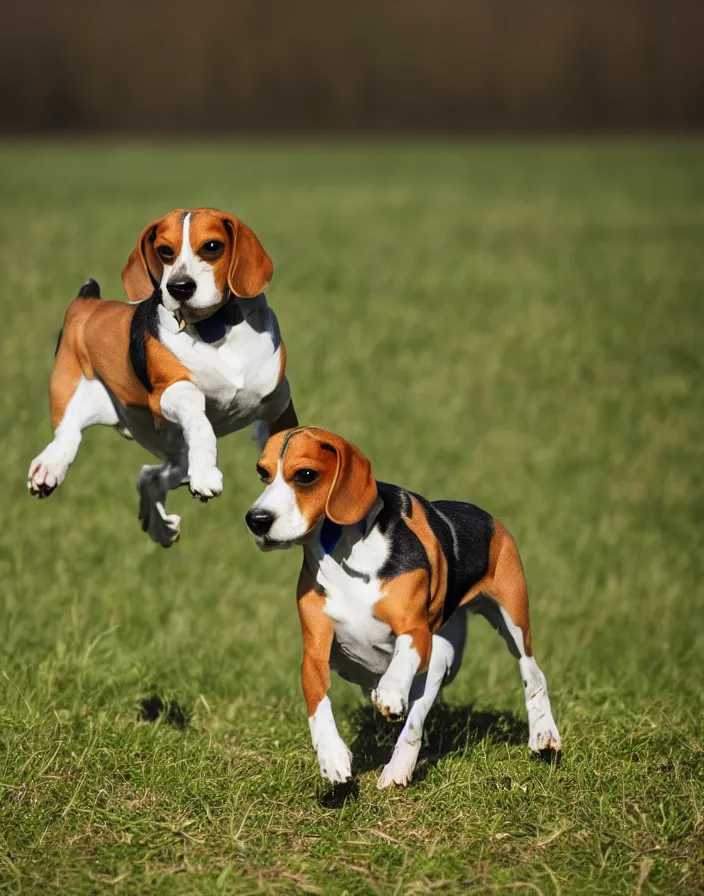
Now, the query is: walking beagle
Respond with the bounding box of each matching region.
[246,427,561,788]
[28,208,297,546]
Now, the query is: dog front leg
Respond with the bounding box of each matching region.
[160,381,222,501]
[305,665,352,785]
[377,612,466,788]
[298,565,352,784]
[371,628,431,721]
[371,569,433,721]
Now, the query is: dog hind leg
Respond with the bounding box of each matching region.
[137,455,188,547]
[470,527,561,754]
[28,355,118,498]
[492,600,561,754]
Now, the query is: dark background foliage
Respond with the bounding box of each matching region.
[3,0,703,135]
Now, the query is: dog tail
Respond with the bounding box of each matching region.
[55,279,102,356]
[77,278,101,299]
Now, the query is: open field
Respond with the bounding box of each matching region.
[0,140,702,894]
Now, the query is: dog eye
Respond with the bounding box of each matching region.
[256,464,270,483]
[157,245,175,263]
[293,469,318,485]
[200,240,225,258]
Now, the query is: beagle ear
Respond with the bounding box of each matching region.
[222,214,273,298]
[324,435,378,527]
[121,219,163,303]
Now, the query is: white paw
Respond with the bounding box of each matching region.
[137,469,181,547]
[142,506,181,547]
[529,721,562,753]
[188,466,223,501]
[377,738,421,789]
[27,451,69,498]
[371,686,407,721]
[317,736,353,784]
[157,512,181,547]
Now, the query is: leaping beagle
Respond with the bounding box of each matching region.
[28,208,297,546]
[246,426,561,789]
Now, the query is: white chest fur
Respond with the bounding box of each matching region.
[157,298,284,431]
[311,527,396,678]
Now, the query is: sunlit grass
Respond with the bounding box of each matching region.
[0,139,702,894]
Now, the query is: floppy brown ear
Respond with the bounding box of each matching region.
[324,435,378,526]
[223,215,274,298]
[121,219,163,303]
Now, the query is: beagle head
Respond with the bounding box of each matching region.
[122,208,273,322]
[245,427,379,551]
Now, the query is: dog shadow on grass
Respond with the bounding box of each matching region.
[318,700,529,807]
[351,700,528,776]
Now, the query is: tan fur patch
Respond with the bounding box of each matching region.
[281,433,338,530]
[375,569,433,673]
[50,329,87,431]
[50,297,193,428]
[187,209,273,299]
[153,210,187,261]
[277,339,287,386]
[404,496,449,634]
[255,429,289,480]
[81,301,151,406]
[298,560,334,715]
[144,332,194,420]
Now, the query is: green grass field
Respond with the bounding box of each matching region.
[0,141,702,895]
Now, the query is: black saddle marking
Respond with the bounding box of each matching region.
[129,289,163,393]
[428,499,493,622]
[375,482,431,580]
[373,482,494,623]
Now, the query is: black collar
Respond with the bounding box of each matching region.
[194,305,231,343]
[192,292,245,343]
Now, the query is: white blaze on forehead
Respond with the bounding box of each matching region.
[175,212,203,271]
[176,212,193,265]
[160,212,223,313]
[252,460,310,542]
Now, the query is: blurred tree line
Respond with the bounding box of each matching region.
[2,0,702,134]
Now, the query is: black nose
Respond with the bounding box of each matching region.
[245,508,275,537]
[167,277,197,302]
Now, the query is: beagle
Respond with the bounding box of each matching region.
[246,427,561,789]
[28,208,297,546]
